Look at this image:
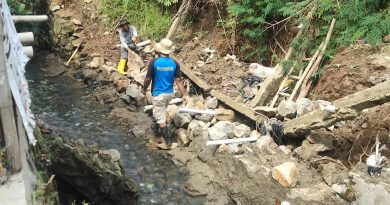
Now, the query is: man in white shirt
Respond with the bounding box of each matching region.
[117,19,140,74]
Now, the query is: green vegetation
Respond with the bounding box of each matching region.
[7,0,35,14]
[228,0,390,66]
[99,0,178,39]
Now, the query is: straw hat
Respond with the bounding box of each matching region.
[156,38,174,55]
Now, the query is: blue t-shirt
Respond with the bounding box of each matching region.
[146,57,181,97]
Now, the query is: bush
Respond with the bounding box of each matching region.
[228,0,390,63]
[99,0,177,40]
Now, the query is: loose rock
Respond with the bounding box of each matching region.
[253,106,277,118]
[205,97,218,109]
[272,162,299,188]
[208,121,235,140]
[296,98,314,117]
[115,79,129,93]
[126,84,141,99]
[234,124,251,138]
[173,113,192,128]
[277,100,297,118]
[216,108,235,122]
[176,128,190,146]
[187,120,208,140]
[288,183,332,202]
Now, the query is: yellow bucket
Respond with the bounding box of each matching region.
[117,59,127,74]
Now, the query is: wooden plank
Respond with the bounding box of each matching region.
[210,90,265,122]
[175,59,266,122]
[0,14,22,172]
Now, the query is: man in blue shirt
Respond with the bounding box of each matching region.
[143,38,187,146]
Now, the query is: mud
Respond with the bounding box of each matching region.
[312,46,390,101]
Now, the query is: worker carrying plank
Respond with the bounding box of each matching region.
[117,19,141,74]
[142,38,187,147]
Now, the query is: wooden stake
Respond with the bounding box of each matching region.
[288,42,324,101]
[297,18,336,99]
[166,0,190,39]
[0,15,22,172]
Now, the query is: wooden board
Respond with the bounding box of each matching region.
[176,58,266,122]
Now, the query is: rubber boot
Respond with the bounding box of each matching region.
[117,59,127,74]
[161,127,172,146]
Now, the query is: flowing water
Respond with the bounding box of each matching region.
[26,52,204,205]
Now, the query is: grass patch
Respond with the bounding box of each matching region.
[99,0,174,40]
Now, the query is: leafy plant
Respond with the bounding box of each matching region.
[228,0,390,64]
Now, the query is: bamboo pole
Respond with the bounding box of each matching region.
[288,42,324,101]
[251,4,318,107]
[297,18,336,99]
[166,0,190,39]
[0,15,22,172]
[269,65,296,108]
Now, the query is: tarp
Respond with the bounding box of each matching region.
[1,0,36,145]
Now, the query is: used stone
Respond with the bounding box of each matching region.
[255,135,273,150]
[49,4,61,12]
[353,174,390,205]
[82,69,98,82]
[187,120,209,140]
[131,127,145,138]
[99,149,121,163]
[279,145,292,155]
[71,18,82,25]
[115,79,129,93]
[238,157,259,174]
[272,162,299,188]
[248,63,274,79]
[85,0,92,3]
[93,87,118,104]
[90,57,103,69]
[217,144,236,155]
[176,128,190,146]
[166,105,179,124]
[294,140,333,160]
[194,114,214,122]
[173,113,192,128]
[135,95,147,107]
[296,98,314,117]
[234,124,251,138]
[288,183,332,202]
[126,84,141,99]
[208,121,235,140]
[216,108,235,122]
[205,97,218,109]
[319,162,348,186]
[120,94,131,104]
[185,173,209,196]
[194,101,204,109]
[277,100,297,118]
[253,106,277,118]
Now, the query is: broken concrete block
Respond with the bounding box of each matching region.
[272,162,299,188]
[277,100,297,118]
[233,124,251,138]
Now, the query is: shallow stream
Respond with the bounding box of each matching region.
[26,52,203,205]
